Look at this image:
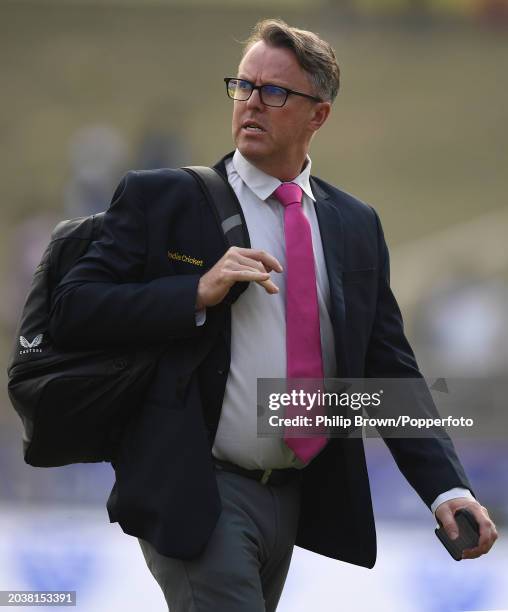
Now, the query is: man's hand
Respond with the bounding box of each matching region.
[435,497,498,559]
[196,247,283,309]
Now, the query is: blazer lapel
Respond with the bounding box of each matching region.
[311,178,349,376]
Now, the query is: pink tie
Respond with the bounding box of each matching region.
[273,182,327,464]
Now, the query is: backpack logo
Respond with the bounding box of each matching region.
[19,334,44,354]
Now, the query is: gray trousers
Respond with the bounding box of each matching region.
[138,465,302,611]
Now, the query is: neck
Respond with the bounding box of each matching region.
[242,152,308,182]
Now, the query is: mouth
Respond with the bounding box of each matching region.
[241,120,266,134]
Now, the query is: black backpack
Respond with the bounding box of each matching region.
[6,166,249,468]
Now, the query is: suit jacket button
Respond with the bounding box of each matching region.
[217,369,224,375]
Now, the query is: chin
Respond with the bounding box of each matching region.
[237,140,267,163]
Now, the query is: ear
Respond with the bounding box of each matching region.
[309,101,331,132]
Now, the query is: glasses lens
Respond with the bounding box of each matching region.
[228,79,252,101]
[260,85,287,107]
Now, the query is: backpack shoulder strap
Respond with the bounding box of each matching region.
[182,166,250,250]
[176,166,250,395]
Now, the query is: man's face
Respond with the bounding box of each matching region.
[231,40,328,180]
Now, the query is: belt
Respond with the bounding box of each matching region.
[213,458,301,486]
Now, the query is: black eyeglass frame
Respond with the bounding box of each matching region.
[224,77,323,107]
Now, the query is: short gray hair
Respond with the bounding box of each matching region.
[242,19,340,103]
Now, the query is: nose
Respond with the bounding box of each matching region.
[246,87,264,111]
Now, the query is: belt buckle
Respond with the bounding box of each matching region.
[260,468,272,485]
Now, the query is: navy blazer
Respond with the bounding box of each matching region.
[48,151,473,568]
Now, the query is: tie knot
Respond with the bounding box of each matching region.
[273,182,303,208]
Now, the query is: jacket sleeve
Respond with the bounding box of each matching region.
[48,170,203,349]
[365,207,474,508]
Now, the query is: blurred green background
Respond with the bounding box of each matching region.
[1,0,507,447]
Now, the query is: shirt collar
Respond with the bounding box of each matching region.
[232,149,316,202]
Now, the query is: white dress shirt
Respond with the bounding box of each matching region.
[206,149,474,513]
[211,149,337,471]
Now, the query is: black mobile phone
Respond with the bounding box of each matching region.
[435,508,480,561]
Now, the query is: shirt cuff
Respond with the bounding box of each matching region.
[195,308,206,326]
[430,487,475,515]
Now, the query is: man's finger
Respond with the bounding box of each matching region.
[477,523,494,552]
[468,507,497,552]
[460,507,498,559]
[223,267,270,284]
[235,254,279,274]
[256,278,279,294]
[223,267,279,294]
[233,248,283,273]
[224,262,280,292]
[462,534,493,559]
[436,505,459,540]
[462,547,482,560]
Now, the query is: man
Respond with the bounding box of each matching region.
[49,19,497,612]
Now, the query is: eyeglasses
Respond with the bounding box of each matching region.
[224,77,323,108]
